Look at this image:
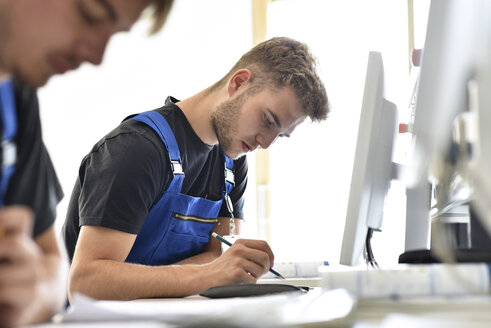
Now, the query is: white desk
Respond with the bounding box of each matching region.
[29,289,491,327]
[352,295,491,328]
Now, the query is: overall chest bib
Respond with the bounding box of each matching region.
[125,111,234,265]
[0,80,17,206]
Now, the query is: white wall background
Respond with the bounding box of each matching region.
[38,0,430,268]
[266,0,409,265]
[266,0,429,266]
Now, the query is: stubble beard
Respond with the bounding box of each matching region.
[211,93,247,160]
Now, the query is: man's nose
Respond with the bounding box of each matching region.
[257,132,279,150]
[74,33,110,66]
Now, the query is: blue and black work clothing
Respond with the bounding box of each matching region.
[124,110,235,265]
[0,79,63,238]
[62,97,248,263]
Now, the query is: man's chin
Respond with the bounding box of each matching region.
[15,69,51,88]
[221,148,242,160]
[226,151,246,160]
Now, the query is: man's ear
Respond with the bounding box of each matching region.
[227,69,252,97]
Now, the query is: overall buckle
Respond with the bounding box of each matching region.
[224,168,235,186]
[2,140,16,168]
[170,160,184,176]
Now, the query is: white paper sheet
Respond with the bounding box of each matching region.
[60,288,354,326]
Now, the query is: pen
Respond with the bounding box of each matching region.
[211,232,286,279]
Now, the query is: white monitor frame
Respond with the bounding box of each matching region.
[340,51,398,266]
[404,0,491,253]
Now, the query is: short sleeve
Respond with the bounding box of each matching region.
[78,125,169,234]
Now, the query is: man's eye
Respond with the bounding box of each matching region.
[79,3,110,26]
[264,114,273,126]
[80,7,98,24]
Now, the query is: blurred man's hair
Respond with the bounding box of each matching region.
[149,0,175,34]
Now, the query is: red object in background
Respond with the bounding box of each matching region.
[399,123,413,133]
[411,49,422,67]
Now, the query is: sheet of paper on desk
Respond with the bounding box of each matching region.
[61,289,354,326]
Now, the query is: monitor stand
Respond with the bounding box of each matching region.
[399,248,491,264]
[400,203,491,264]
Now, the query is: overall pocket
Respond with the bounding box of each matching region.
[151,212,217,265]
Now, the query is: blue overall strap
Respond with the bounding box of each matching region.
[0,80,17,207]
[131,111,184,192]
[222,151,234,195]
[220,148,235,219]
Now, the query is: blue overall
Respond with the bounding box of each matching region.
[125,111,235,265]
[0,80,17,207]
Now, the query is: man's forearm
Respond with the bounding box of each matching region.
[69,259,218,301]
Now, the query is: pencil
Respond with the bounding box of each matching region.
[211,232,286,279]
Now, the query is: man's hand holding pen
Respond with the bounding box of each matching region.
[205,238,276,286]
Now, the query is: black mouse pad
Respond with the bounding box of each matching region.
[199,283,311,298]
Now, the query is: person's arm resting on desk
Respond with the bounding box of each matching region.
[69,221,273,300]
[0,207,67,327]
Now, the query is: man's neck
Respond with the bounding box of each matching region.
[0,69,10,83]
[177,87,226,146]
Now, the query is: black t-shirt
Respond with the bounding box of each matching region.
[62,97,248,261]
[1,80,63,238]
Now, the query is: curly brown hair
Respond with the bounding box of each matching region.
[210,37,329,121]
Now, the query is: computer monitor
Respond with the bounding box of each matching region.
[402,0,491,255]
[339,51,398,267]
[404,0,483,189]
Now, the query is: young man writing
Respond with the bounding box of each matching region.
[0,0,173,326]
[63,36,330,300]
